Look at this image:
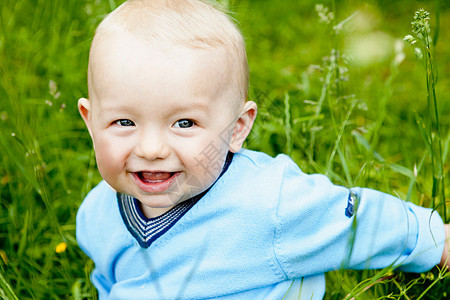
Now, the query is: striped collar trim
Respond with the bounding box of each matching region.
[117,152,234,248]
[117,191,204,248]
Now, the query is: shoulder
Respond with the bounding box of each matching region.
[232,149,330,189]
[232,148,300,173]
[76,181,129,256]
[77,180,117,218]
[222,149,295,194]
[210,149,311,212]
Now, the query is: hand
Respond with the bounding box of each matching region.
[439,224,449,269]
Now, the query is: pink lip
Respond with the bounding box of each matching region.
[132,171,180,193]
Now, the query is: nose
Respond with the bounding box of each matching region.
[134,127,170,161]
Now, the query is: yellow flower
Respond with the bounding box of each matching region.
[0,250,8,265]
[55,242,67,254]
[1,175,9,185]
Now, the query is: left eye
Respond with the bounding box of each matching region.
[115,119,135,126]
[173,119,194,128]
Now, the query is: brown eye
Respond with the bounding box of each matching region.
[173,119,194,128]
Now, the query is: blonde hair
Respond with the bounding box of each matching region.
[90,0,248,101]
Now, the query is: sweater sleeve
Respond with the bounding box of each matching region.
[273,155,445,278]
[76,181,116,298]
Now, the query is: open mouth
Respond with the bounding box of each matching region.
[138,171,176,183]
[132,171,180,193]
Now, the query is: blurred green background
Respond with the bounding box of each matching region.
[1,0,449,298]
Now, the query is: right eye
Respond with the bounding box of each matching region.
[173,119,194,129]
[114,119,135,126]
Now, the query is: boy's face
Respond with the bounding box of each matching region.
[79,31,255,217]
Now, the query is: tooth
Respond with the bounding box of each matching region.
[141,172,171,181]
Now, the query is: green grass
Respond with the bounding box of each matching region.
[0,0,449,299]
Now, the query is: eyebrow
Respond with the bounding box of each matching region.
[97,99,212,119]
[169,101,210,115]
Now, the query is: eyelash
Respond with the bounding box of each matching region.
[113,119,195,128]
[114,119,135,127]
[173,119,195,128]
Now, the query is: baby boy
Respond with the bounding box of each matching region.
[76,0,449,299]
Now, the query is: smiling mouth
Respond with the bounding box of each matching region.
[132,171,180,193]
[138,171,176,183]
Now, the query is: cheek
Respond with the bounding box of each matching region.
[177,137,229,181]
[93,135,130,177]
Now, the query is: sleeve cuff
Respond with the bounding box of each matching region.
[399,203,445,272]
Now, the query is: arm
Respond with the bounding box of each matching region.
[439,224,450,269]
[76,181,117,297]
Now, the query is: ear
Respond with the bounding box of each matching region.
[78,98,93,138]
[229,101,257,153]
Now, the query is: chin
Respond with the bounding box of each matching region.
[137,193,184,208]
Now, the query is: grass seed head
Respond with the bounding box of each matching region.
[411,8,430,36]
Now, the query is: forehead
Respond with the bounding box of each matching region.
[89,30,235,101]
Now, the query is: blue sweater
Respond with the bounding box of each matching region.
[76,149,445,299]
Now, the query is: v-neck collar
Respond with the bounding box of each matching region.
[117,152,234,248]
